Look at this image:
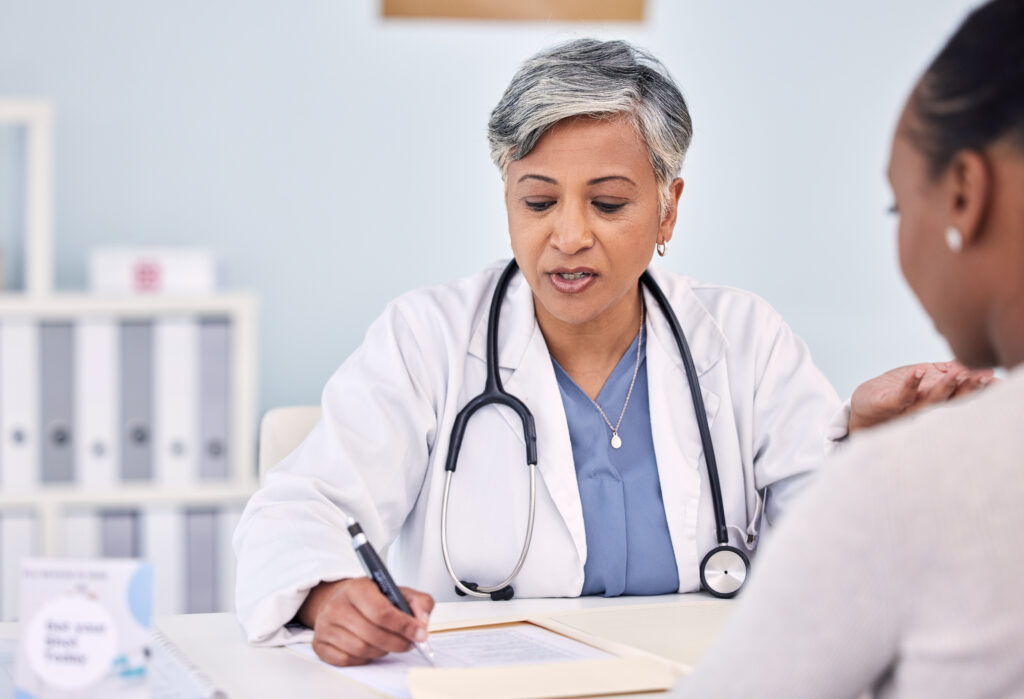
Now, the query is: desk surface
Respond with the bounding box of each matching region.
[1,594,732,698]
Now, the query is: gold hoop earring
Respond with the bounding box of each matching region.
[656,241,667,257]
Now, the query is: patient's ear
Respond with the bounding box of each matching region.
[947,149,992,249]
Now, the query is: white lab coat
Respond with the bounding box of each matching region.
[234,262,845,645]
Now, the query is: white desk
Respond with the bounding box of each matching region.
[1,593,733,698]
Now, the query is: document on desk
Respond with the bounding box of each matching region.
[289,623,622,699]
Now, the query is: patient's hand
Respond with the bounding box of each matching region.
[297,577,434,666]
[848,361,994,434]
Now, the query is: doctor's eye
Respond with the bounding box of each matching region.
[524,199,556,212]
[592,200,626,214]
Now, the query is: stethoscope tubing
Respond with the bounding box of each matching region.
[442,260,738,599]
[639,271,730,547]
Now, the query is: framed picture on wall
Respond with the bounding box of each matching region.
[382,0,645,22]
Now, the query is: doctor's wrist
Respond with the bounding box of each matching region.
[297,578,352,629]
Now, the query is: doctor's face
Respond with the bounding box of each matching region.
[505,116,682,331]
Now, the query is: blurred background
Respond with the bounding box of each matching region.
[0,0,980,412]
[0,0,982,619]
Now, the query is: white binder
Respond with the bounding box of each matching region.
[74,318,120,489]
[154,318,199,487]
[0,320,40,492]
[0,513,37,621]
[61,509,101,558]
[217,506,243,613]
[142,506,185,615]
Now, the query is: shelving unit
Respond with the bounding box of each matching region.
[0,98,259,619]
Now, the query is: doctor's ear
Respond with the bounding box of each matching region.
[659,178,685,239]
[947,149,992,249]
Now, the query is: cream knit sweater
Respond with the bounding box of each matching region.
[673,367,1024,698]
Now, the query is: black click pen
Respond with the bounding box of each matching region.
[346,517,436,665]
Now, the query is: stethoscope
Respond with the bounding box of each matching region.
[440,259,751,601]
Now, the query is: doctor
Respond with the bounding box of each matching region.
[234,39,985,666]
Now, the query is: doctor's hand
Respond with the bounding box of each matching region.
[848,361,994,434]
[297,578,435,666]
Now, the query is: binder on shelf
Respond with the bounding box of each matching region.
[0,513,37,621]
[0,320,40,492]
[185,508,219,613]
[61,509,101,558]
[198,319,231,481]
[100,509,140,558]
[120,321,153,482]
[39,321,74,484]
[217,505,243,613]
[142,506,186,615]
[154,318,199,487]
[74,317,120,489]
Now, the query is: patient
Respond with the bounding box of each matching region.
[673,0,1024,696]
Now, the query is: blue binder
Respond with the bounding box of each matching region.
[100,509,140,558]
[120,321,153,482]
[198,319,230,480]
[39,322,74,483]
[184,507,219,613]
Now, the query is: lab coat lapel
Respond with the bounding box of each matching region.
[466,267,587,571]
[643,270,725,592]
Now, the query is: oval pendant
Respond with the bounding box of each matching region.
[610,434,622,449]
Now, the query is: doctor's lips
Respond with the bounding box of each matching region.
[549,267,597,294]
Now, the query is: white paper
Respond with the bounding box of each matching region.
[288,624,610,699]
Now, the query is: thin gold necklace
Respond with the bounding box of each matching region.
[592,302,645,449]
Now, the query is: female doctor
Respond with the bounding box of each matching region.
[233,39,985,666]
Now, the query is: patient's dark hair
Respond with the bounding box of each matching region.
[908,0,1024,177]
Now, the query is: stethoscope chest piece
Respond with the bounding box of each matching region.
[700,545,749,598]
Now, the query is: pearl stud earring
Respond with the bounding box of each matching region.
[945,227,963,253]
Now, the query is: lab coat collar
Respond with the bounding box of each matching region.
[642,266,728,378]
[466,263,728,376]
[467,262,536,371]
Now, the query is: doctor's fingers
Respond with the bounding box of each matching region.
[321,602,417,654]
[347,581,429,643]
[311,629,385,667]
[400,586,436,624]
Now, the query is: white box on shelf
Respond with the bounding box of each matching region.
[89,248,217,295]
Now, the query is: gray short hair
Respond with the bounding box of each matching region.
[488,38,692,216]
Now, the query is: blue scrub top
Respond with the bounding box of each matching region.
[552,324,680,597]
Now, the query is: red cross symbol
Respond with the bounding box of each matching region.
[134,261,162,292]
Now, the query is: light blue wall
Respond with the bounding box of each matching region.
[0,0,978,416]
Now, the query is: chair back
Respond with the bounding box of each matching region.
[258,405,321,480]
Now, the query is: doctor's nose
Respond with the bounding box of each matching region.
[549,203,594,255]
